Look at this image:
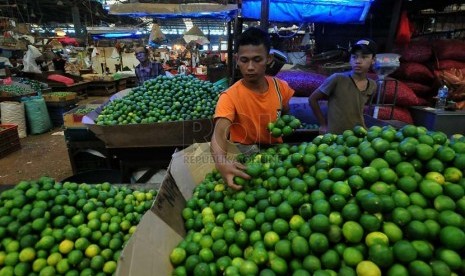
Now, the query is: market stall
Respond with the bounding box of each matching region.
[2,1,465,276]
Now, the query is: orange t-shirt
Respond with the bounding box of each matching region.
[214,76,294,145]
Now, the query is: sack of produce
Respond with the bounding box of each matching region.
[375,106,414,123]
[435,59,465,70]
[276,70,326,97]
[47,74,75,85]
[433,39,465,61]
[367,76,428,107]
[390,62,434,84]
[394,40,433,63]
[402,81,435,97]
[0,101,27,138]
[22,97,52,134]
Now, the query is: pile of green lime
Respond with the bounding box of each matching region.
[267,115,302,138]
[0,177,157,275]
[301,122,319,130]
[170,124,465,276]
[95,75,221,125]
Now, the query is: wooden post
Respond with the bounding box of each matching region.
[260,0,270,31]
[385,0,403,52]
[72,6,86,41]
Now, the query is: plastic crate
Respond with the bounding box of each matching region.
[64,128,99,142]
[67,141,113,174]
[47,104,77,127]
[0,124,21,159]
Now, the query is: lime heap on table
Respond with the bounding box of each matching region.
[0,178,157,276]
[170,124,465,276]
[96,75,222,125]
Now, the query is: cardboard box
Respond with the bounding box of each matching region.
[116,142,240,275]
[63,104,100,128]
[83,89,214,148]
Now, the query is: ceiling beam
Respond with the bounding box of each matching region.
[109,3,237,17]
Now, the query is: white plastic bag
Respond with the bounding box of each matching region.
[28,45,42,59]
[22,48,42,73]
[1,101,27,138]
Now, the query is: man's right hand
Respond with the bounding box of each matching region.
[216,160,250,191]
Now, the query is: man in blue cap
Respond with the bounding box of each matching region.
[309,39,378,134]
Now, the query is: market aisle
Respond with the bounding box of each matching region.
[0,127,72,185]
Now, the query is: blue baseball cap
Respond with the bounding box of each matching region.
[350,39,377,55]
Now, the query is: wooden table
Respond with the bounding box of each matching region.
[48,81,90,98]
[86,77,130,96]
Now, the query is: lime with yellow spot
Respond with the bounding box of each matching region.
[365,232,389,247]
[32,258,47,273]
[444,167,463,183]
[425,171,445,185]
[85,244,101,258]
[18,247,36,262]
[46,252,63,266]
[103,260,117,274]
[356,260,381,276]
[58,240,74,255]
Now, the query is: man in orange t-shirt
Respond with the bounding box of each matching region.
[211,27,294,190]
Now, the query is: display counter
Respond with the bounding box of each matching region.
[20,71,90,97]
[410,106,465,136]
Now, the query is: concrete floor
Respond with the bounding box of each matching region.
[0,96,108,186]
[0,127,72,185]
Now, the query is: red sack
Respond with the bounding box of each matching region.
[47,74,74,85]
[390,62,434,84]
[394,40,433,63]
[377,79,429,107]
[433,40,465,61]
[435,60,465,70]
[376,106,413,124]
[402,81,434,97]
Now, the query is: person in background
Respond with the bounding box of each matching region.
[134,46,165,85]
[52,52,66,72]
[0,49,13,67]
[211,27,295,190]
[309,39,378,135]
[0,49,13,78]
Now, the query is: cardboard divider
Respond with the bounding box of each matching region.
[116,142,241,275]
[151,169,186,237]
[115,211,183,276]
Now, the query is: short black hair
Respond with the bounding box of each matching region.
[235,27,271,54]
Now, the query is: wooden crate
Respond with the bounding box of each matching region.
[87,80,117,96]
[43,92,77,102]
[0,124,21,159]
